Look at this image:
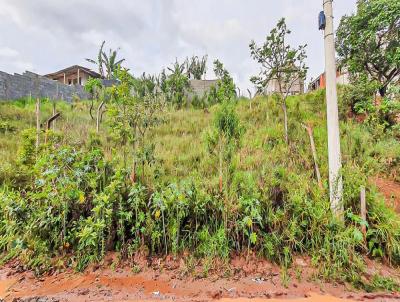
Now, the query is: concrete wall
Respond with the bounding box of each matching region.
[188,79,218,98]
[0,69,211,102]
[265,78,305,96]
[336,72,350,86]
[0,70,90,102]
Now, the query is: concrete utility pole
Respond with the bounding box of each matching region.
[323,0,343,217]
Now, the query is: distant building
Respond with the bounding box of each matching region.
[0,70,89,102]
[264,77,305,96]
[309,67,349,91]
[44,65,101,86]
[188,79,219,98]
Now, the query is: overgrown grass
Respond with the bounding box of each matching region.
[0,91,399,291]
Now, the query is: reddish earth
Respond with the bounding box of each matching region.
[371,177,400,213]
[2,254,400,302]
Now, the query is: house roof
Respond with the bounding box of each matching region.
[44,65,101,79]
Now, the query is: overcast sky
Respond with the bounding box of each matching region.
[0,0,357,92]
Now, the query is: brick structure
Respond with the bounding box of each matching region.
[309,67,349,91]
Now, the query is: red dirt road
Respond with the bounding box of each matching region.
[2,254,400,302]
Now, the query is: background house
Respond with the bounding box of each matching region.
[309,67,349,91]
[264,77,305,96]
[0,65,107,102]
[44,65,101,86]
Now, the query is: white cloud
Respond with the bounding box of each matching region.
[0,46,34,74]
[0,0,357,92]
[13,60,34,71]
[0,47,19,58]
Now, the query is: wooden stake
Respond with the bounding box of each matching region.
[46,113,61,131]
[302,123,323,189]
[219,144,223,194]
[360,186,367,239]
[36,98,40,150]
[44,112,61,144]
[52,101,57,130]
[247,88,252,99]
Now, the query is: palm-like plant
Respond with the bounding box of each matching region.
[165,59,190,108]
[185,55,208,80]
[168,60,186,77]
[86,41,125,80]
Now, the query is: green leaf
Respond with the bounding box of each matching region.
[250,232,257,245]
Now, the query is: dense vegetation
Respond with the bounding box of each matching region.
[336,0,400,97]
[0,0,399,292]
[0,86,399,292]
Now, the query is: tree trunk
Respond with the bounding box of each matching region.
[130,133,138,183]
[96,101,105,133]
[302,124,322,189]
[89,99,95,120]
[282,102,288,144]
[130,159,136,183]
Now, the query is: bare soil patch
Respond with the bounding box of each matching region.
[371,177,400,213]
[2,254,400,302]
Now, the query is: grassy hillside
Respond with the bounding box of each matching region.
[1,92,398,186]
[0,92,400,290]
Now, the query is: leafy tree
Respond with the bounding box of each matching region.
[84,77,102,98]
[159,69,168,94]
[95,86,111,133]
[84,78,110,132]
[108,68,165,182]
[86,41,126,80]
[186,55,208,80]
[339,75,380,117]
[336,0,400,97]
[133,73,158,98]
[84,77,103,121]
[212,59,236,103]
[249,18,307,144]
[164,59,191,108]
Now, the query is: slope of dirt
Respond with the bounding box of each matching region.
[371,177,400,213]
[3,254,400,302]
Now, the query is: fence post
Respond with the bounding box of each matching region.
[360,186,367,240]
[36,98,40,150]
[52,101,57,130]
